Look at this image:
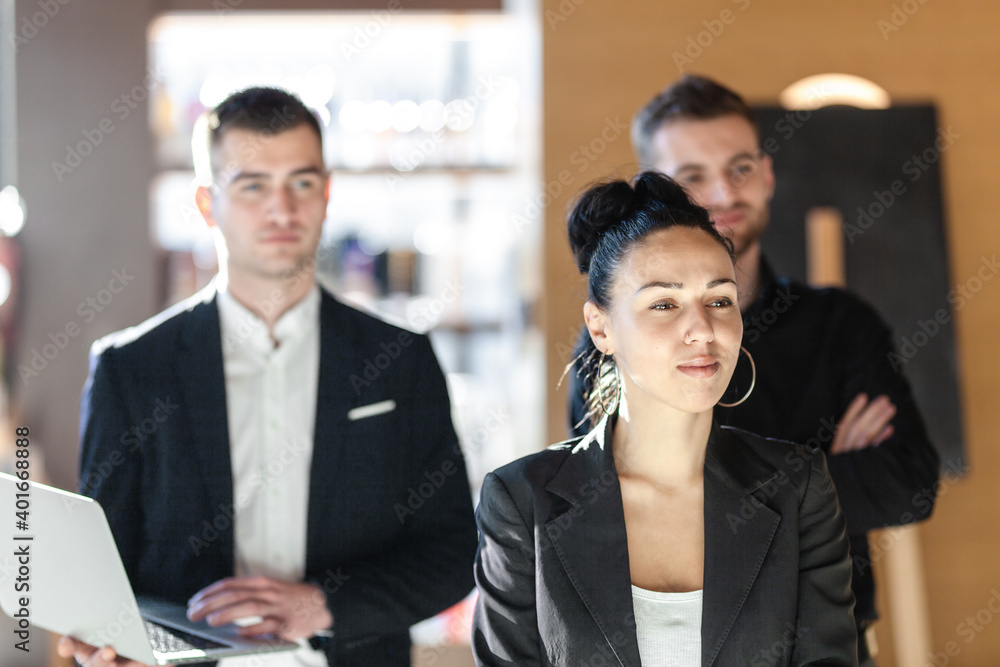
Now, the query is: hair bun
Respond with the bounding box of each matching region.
[566,180,636,273]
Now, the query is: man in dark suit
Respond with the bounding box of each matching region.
[60,87,477,667]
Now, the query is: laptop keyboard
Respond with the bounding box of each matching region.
[144,619,230,654]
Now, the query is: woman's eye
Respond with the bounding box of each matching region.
[710,298,735,308]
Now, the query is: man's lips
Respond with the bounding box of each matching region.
[677,357,720,378]
[260,233,301,243]
[712,211,744,228]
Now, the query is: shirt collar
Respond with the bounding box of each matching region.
[217,283,321,356]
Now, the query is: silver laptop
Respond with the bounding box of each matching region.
[0,473,298,664]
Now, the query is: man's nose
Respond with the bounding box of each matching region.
[705,175,738,209]
[268,186,296,225]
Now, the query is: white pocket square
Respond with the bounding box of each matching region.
[347,399,397,421]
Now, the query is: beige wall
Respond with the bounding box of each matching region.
[541,0,1000,663]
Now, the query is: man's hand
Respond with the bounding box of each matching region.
[829,392,896,454]
[56,637,151,667]
[187,576,333,641]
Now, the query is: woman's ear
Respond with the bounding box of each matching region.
[583,301,613,355]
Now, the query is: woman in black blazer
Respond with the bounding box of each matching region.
[473,172,857,666]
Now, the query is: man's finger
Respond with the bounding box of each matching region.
[237,617,283,638]
[872,424,895,447]
[57,636,79,658]
[847,396,896,450]
[831,394,868,454]
[204,599,271,627]
[77,645,118,667]
[189,584,282,621]
[189,576,280,608]
[840,393,869,426]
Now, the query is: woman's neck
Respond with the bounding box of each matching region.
[612,392,712,490]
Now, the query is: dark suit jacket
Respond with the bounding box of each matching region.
[473,417,857,666]
[79,285,478,666]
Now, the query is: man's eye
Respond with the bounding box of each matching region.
[241,182,263,192]
[293,178,318,190]
[651,302,676,311]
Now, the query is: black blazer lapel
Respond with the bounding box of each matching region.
[306,291,356,572]
[177,287,235,571]
[544,417,642,667]
[702,425,781,666]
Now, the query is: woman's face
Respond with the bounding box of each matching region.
[586,226,743,415]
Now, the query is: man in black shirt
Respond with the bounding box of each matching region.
[570,75,940,665]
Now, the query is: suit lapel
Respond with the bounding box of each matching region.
[306,291,354,571]
[702,426,781,666]
[177,288,235,571]
[545,417,642,667]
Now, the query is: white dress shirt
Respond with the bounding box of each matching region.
[216,284,326,667]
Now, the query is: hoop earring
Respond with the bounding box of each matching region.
[597,352,621,416]
[718,346,756,408]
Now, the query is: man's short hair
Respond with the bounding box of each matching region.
[631,74,756,166]
[195,86,323,184]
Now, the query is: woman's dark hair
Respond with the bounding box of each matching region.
[566,170,734,431]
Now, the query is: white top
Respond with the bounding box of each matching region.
[216,284,326,667]
[631,585,703,667]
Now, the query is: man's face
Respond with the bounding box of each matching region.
[649,114,775,256]
[197,124,329,286]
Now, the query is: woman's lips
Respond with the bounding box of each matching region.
[677,358,720,378]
